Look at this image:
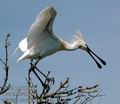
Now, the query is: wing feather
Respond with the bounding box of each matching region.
[19,37,27,52]
[27,6,57,49]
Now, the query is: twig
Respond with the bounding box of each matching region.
[0,34,10,95]
[26,58,102,104]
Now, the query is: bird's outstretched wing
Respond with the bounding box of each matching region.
[27,6,57,49]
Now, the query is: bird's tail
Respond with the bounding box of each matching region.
[17,50,30,62]
[12,47,20,56]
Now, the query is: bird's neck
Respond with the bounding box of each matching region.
[60,38,78,51]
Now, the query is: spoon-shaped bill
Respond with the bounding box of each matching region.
[86,45,106,66]
[87,50,102,69]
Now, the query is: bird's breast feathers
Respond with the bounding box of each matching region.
[28,35,61,59]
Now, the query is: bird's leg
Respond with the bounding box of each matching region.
[35,67,55,84]
[35,67,48,79]
[32,68,45,87]
[34,57,55,84]
[33,57,48,79]
[34,57,41,66]
[31,57,54,86]
[29,59,45,87]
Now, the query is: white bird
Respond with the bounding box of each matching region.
[16,6,106,69]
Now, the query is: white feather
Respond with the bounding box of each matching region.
[19,37,28,52]
[72,31,86,46]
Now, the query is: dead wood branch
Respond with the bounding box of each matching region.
[26,61,102,104]
[0,34,10,95]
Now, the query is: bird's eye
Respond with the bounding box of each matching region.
[79,46,82,48]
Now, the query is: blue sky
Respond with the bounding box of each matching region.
[0,0,120,104]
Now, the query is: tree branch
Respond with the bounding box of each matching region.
[0,34,10,95]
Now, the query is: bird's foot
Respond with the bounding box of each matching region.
[46,77,55,85]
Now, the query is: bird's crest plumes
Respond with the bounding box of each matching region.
[71,31,86,48]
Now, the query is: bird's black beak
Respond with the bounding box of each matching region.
[86,44,106,69]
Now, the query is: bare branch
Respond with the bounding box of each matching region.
[27,64,102,104]
[24,44,103,104]
[0,34,10,95]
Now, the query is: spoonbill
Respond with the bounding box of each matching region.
[16,6,106,69]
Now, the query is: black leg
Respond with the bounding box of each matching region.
[29,59,45,87]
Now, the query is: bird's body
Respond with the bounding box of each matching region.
[18,32,62,61]
[17,6,61,61]
[16,6,106,69]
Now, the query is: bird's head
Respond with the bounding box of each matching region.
[72,31,87,50]
[74,31,106,69]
